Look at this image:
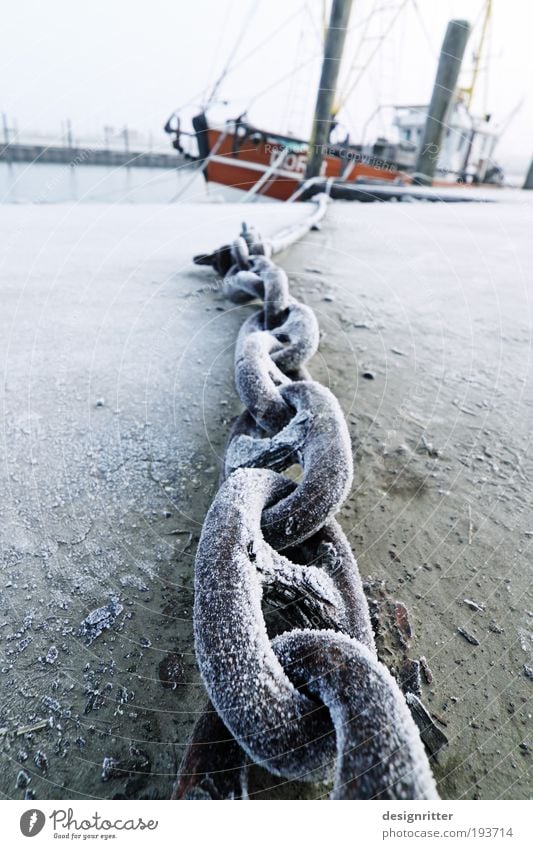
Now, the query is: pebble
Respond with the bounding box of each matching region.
[400,658,421,697]
[101,756,121,782]
[394,602,412,644]
[119,575,149,592]
[101,748,150,782]
[15,770,30,789]
[33,750,48,775]
[463,598,485,613]
[457,627,480,646]
[405,692,448,755]
[79,598,124,645]
[158,652,186,690]
[45,645,59,664]
[42,696,60,713]
[420,655,434,685]
[431,710,448,728]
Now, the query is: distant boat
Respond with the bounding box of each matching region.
[164,0,503,201]
[178,101,502,202]
[188,111,410,201]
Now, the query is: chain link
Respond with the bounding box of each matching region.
[173,214,439,800]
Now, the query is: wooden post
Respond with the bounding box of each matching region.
[413,19,471,185]
[2,113,9,146]
[523,157,533,189]
[304,0,353,180]
[66,119,73,150]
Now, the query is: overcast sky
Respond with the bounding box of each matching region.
[2,0,531,175]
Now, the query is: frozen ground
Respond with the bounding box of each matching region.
[0,199,531,800]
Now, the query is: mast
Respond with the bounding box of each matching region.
[414,19,472,186]
[305,0,353,180]
[461,0,492,111]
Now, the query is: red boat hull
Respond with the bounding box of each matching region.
[203,127,405,201]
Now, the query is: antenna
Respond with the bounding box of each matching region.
[459,0,492,109]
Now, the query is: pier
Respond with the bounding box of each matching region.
[0,141,187,169]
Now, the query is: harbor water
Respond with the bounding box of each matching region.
[0,160,209,204]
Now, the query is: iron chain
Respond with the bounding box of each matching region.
[174,218,438,800]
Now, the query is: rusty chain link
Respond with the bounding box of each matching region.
[173,205,438,800]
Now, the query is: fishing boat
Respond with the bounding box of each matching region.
[186,111,412,201]
[165,0,504,201]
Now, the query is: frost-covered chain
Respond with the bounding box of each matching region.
[174,218,438,801]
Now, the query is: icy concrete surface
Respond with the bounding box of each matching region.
[0,203,315,799]
[284,201,533,801]
[0,200,531,800]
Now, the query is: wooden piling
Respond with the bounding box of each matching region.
[304,0,353,180]
[523,157,533,189]
[413,19,471,186]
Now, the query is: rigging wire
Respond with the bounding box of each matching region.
[167,5,307,119]
[465,0,493,110]
[303,0,326,48]
[409,0,437,58]
[483,1,492,114]
[282,14,306,135]
[389,0,408,112]
[205,2,260,106]
[333,0,409,118]
[201,1,234,106]
[246,50,324,110]
[335,2,374,113]
[214,4,307,96]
